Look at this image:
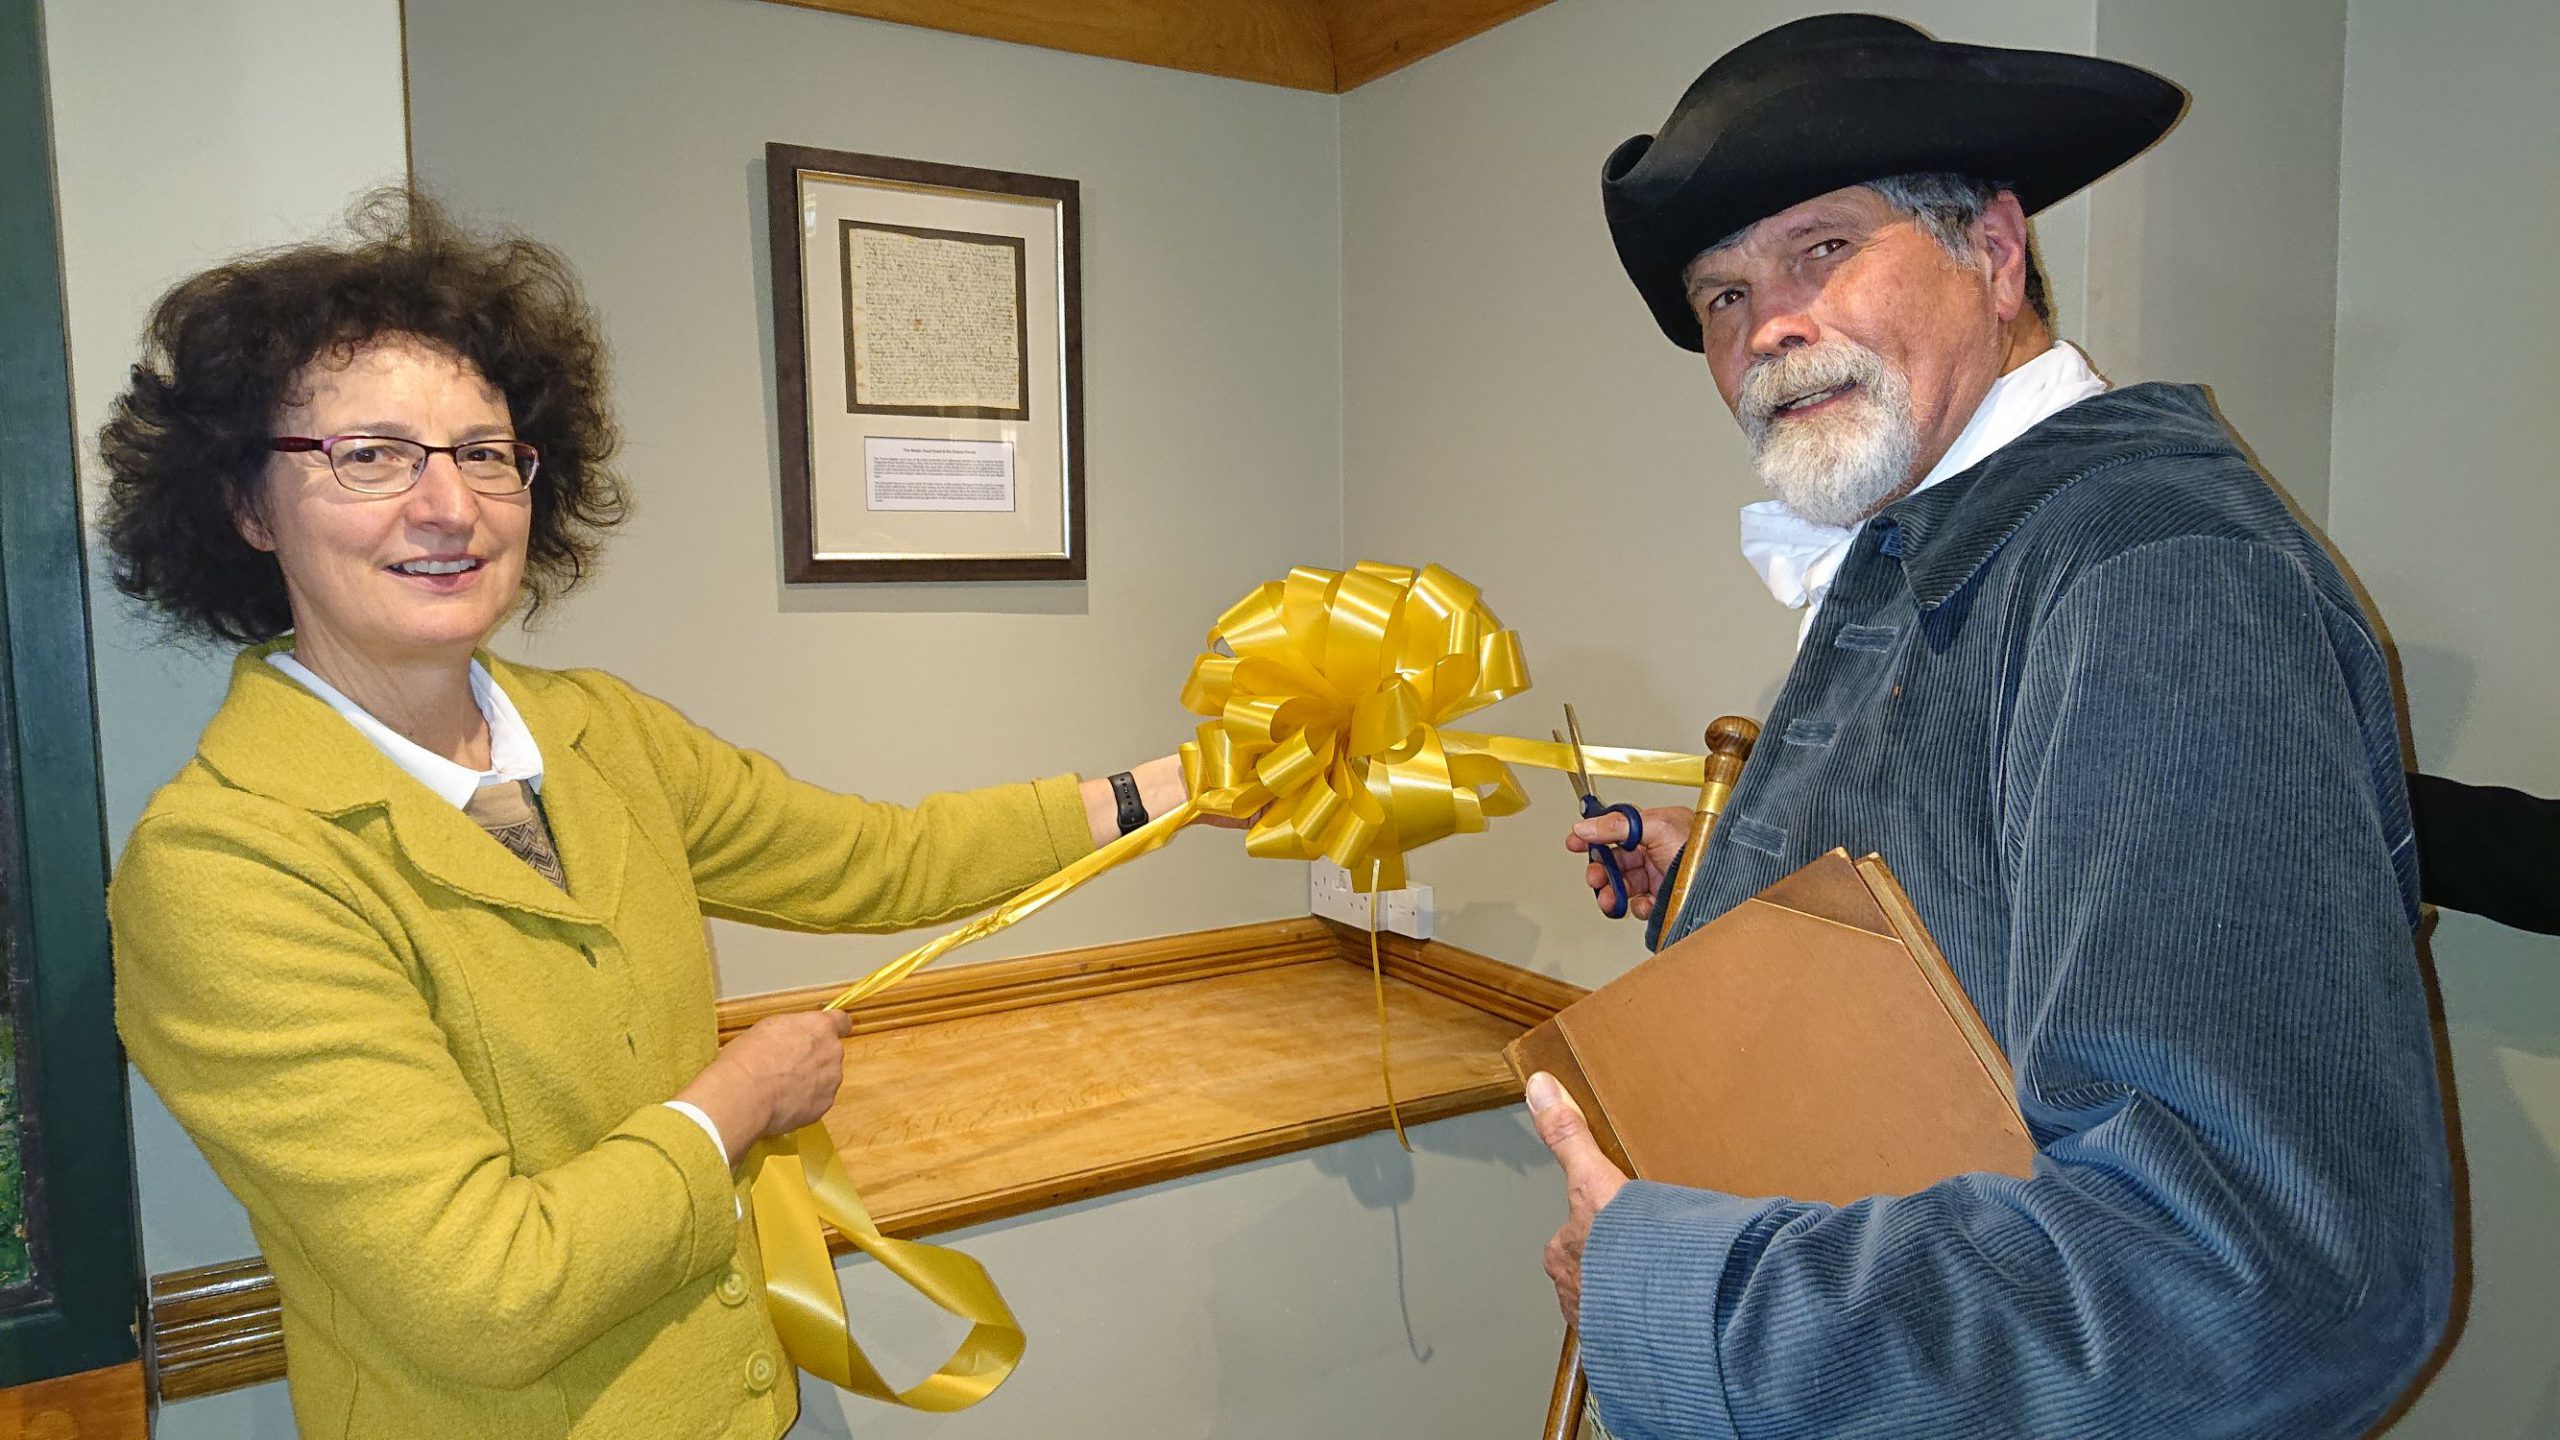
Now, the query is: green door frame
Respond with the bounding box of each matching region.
[0,0,148,1386]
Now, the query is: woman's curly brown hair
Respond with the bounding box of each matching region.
[99,188,627,645]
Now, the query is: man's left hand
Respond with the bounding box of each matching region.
[1528,1071,1630,1324]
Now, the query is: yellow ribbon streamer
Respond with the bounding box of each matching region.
[749,561,1707,1411]
[744,801,1202,1409]
[1443,732,1706,791]
[821,799,1203,1015]
[749,1124,1021,1409]
[1366,858,1409,1151]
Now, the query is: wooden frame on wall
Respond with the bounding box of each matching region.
[0,0,147,1400]
[766,143,1086,583]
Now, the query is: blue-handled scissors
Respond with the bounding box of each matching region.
[1560,704,1645,920]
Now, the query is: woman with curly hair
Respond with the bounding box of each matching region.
[102,192,1188,1439]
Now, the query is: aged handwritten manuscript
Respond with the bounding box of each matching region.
[841,221,1028,419]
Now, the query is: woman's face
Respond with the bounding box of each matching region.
[242,336,533,671]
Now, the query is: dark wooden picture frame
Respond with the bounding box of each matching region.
[0,0,146,1393]
[765,143,1085,583]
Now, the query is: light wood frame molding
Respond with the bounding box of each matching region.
[149,917,1582,1402]
[754,0,1561,93]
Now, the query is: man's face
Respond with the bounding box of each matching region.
[1684,184,2014,526]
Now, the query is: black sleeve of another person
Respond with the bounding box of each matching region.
[2408,772,2560,936]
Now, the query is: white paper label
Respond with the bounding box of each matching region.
[863,437,1017,513]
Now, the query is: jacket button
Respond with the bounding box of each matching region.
[716,1268,750,1306]
[745,1352,778,1393]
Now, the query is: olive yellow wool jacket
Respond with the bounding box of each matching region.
[112,645,1094,1439]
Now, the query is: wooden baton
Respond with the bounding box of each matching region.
[1653,715,1761,933]
[1541,714,1760,1440]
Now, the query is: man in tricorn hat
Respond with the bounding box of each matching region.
[1527,15,2455,1437]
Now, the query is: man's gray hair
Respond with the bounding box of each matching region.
[1862,172,2052,324]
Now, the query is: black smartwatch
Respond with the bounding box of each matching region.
[1107,771,1149,836]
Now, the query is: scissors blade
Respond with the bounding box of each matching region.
[1563,705,1597,798]
[1552,728,1593,800]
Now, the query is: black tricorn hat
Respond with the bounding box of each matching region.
[1602,14,2186,351]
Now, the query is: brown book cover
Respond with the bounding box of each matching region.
[1507,849,2035,1205]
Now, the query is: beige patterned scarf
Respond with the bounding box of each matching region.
[461,779,567,891]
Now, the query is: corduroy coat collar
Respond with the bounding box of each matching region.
[1879,382,2235,611]
[194,641,628,927]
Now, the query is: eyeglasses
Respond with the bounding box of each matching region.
[270,434,541,496]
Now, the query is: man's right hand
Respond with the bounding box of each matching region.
[1564,805,1694,921]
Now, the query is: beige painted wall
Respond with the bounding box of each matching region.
[2085,0,2349,522]
[43,0,409,1432]
[2326,0,2560,1433]
[46,1,410,850]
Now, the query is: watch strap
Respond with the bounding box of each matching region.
[1108,771,1148,837]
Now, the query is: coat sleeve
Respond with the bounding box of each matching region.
[112,810,742,1390]
[569,670,1097,933]
[2409,771,2560,934]
[1575,536,2455,1439]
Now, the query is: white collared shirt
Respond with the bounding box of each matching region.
[267,650,545,803]
[266,648,734,1170]
[1738,342,2109,645]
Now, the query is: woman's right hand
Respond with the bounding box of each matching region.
[674,1010,855,1164]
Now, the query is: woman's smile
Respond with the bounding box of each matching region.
[386,552,489,590]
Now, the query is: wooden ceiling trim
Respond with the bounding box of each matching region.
[759,0,1339,92]
[1323,0,1559,92]
[755,0,1562,93]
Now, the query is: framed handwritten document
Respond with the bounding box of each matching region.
[766,144,1084,582]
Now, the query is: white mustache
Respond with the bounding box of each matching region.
[1738,342,1893,439]
[1733,337,1921,528]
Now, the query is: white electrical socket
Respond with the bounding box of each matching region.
[1308,860,1434,939]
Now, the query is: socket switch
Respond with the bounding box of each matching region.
[1308,860,1434,939]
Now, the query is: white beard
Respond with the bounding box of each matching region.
[1737,340,1921,529]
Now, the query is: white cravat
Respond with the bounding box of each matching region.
[1738,342,2109,644]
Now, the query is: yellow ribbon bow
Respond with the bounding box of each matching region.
[1182,562,1526,892]
[1179,561,1703,888]
[749,561,1704,1411]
